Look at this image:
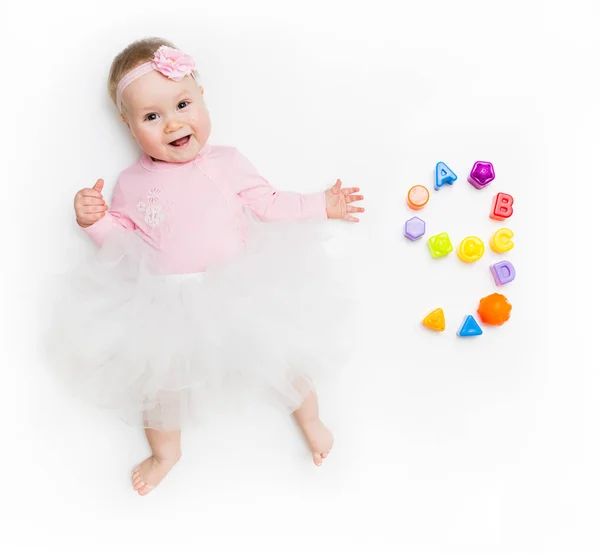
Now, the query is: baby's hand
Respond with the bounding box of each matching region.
[325,179,365,222]
[74,179,108,228]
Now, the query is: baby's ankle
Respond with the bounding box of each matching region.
[297,417,321,433]
[153,450,182,465]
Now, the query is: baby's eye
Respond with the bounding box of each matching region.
[177,101,189,110]
[145,113,158,122]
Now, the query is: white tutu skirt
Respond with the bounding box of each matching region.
[44,211,357,430]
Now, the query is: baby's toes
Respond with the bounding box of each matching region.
[133,477,145,491]
[313,453,323,466]
[138,484,154,496]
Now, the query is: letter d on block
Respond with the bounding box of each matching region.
[490,261,516,286]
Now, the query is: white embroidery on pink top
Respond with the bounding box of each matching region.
[147,188,161,203]
[136,188,173,235]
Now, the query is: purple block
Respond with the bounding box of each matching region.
[490,260,516,286]
[404,216,426,241]
[468,161,495,189]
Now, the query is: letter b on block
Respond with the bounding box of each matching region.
[490,193,514,221]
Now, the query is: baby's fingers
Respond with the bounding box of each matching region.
[86,212,105,221]
[81,197,107,207]
[83,205,108,214]
[346,194,364,204]
[79,188,104,199]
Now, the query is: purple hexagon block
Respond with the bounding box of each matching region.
[404,216,426,241]
[468,161,495,189]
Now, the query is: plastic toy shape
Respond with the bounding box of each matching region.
[422,308,445,331]
[457,236,485,263]
[457,315,483,337]
[468,161,495,189]
[427,232,453,258]
[490,193,514,221]
[477,293,512,325]
[404,216,426,241]
[407,185,430,210]
[435,162,457,190]
[490,261,516,286]
[490,228,514,253]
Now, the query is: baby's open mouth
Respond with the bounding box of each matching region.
[169,135,191,148]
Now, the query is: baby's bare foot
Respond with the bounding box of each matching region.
[300,419,334,466]
[132,455,180,496]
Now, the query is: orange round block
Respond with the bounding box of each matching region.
[477,293,512,326]
[422,308,445,331]
[407,185,430,210]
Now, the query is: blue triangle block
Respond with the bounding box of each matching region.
[435,161,458,190]
[457,315,483,337]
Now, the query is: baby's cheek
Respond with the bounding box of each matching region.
[195,111,211,136]
[133,126,151,145]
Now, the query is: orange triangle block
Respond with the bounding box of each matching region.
[422,308,445,331]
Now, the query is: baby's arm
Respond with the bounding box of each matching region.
[232,149,327,222]
[74,178,136,247]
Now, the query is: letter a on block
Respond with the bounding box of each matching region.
[457,315,483,337]
[435,162,458,190]
[423,308,445,331]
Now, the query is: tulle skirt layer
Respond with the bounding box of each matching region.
[44,214,356,430]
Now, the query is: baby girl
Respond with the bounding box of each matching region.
[51,37,364,496]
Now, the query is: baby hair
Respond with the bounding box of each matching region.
[107,37,199,106]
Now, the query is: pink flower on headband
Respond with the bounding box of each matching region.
[151,45,196,81]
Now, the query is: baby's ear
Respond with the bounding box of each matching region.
[198,84,204,95]
[120,113,131,129]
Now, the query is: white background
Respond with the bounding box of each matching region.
[2,0,598,551]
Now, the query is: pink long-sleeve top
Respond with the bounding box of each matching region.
[84,144,327,274]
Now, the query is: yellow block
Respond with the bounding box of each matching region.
[422,308,445,331]
[490,228,514,253]
[457,236,485,263]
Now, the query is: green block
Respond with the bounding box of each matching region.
[428,232,453,258]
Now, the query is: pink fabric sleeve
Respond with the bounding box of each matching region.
[232,149,327,222]
[82,182,136,247]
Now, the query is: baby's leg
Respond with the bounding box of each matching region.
[132,428,182,496]
[293,389,334,466]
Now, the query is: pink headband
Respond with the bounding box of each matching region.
[116,45,197,113]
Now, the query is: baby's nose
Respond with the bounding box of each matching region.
[164,119,184,133]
